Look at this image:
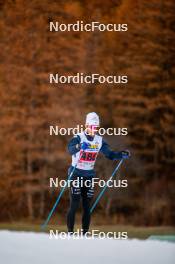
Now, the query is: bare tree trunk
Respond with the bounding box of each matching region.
[39,139,49,217]
[105,197,112,216]
[26,185,33,219]
[26,146,34,219]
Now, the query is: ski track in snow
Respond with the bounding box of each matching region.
[0,231,175,264]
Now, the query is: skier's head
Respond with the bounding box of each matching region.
[85,112,100,136]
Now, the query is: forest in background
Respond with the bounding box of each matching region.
[0,0,175,226]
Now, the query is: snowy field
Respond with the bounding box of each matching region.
[0,231,175,264]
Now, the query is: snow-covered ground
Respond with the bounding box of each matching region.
[0,231,175,264]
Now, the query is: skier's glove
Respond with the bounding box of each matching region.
[121,150,130,159]
[81,142,91,150]
[112,150,130,160]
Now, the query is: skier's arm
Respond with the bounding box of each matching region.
[100,140,130,160]
[68,135,81,155]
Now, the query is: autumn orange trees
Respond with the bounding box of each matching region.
[0,0,174,225]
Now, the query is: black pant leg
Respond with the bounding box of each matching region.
[81,178,94,234]
[67,177,81,232]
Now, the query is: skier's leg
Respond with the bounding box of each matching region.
[81,178,94,235]
[67,177,81,233]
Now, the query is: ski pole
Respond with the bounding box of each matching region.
[90,159,124,214]
[41,151,84,230]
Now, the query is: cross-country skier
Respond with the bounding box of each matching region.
[67,112,130,235]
